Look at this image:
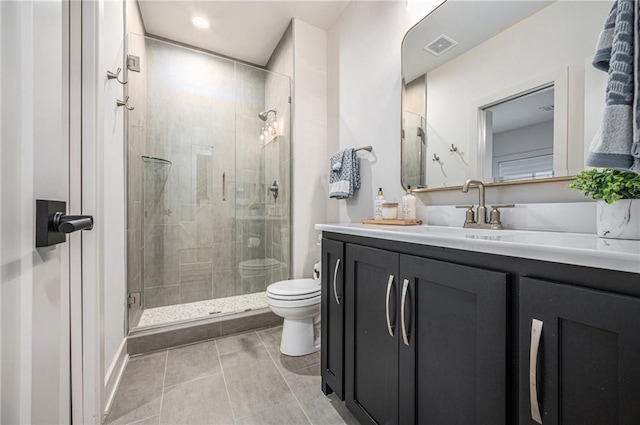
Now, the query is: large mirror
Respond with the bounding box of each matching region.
[401,0,611,190]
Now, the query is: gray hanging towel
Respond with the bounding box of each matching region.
[329,148,361,199]
[587,0,640,171]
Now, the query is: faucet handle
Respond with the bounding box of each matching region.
[489,204,515,230]
[455,205,475,225]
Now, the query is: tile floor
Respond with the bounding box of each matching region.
[105,326,358,425]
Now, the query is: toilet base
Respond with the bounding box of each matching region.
[280,316,320,357]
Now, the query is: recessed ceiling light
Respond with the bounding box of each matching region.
[191,16,210,29]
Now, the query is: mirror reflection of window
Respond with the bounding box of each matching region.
[483,85,554,182]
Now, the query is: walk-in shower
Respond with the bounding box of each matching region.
[126,34,291,330]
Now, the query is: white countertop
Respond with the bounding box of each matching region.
[315,223,640,274]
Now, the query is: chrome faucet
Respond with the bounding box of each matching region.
[456,178,514,230]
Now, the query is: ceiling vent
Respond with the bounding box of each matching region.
[423,34,458,56]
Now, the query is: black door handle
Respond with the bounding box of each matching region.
[53,212,94,233]
[36,200,94,247]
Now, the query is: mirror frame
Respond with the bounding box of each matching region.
[400,2,575,193]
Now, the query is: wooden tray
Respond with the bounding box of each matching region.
[361,219,422,226]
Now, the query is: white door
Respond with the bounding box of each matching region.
[0,0,74,423]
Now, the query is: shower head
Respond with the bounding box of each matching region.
[258,109,277,121]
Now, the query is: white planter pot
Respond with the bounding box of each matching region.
[596,199,640,240]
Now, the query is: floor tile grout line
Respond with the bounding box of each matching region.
[162,370,225,391]
[157,350,169,424]
[216,335,239,422]
[256,331,314,425]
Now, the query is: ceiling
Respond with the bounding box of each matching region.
[137,0,351,66]
[489,86,554,134]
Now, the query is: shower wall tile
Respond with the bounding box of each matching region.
[196,205,214,248]
[179,281,212,304]
[180,221,197,250]
[180,262,213,285]
[180,248,197,265]
[212,242,235,272]
[145,285,180,309]
[143,224,180,288]
[213,216,234,244]
[180,204,195,222]
[212,270,236,299]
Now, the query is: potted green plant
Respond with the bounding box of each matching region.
[568,168,640,240]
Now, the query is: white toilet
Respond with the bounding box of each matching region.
[266,276,321,357]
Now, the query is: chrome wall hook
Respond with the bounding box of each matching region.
[116,96,134,111]
[432,153,441,162]
[107,67,128,85]
[450,144,459,152]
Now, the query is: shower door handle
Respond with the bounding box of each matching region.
[222,172,226,201]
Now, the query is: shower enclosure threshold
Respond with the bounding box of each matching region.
[136,291,268,328]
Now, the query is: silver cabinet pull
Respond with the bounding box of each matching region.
[385,275,395,337]
[333,259,341,305]
[401,279,410,346]
[530,319,543,424]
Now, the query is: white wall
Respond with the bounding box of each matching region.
[327,1,592,225]
[327,1,416,222]
[101,0,126,394]
[268,19,328,278]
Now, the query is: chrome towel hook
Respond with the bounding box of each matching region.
[450,144,459,152]
[116,96,134,111]
[432,153,441,162]
[107,67,128,85]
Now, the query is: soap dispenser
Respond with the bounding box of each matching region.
[374,188,386,220]
[402,186,417,220]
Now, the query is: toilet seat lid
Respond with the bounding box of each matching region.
[267,278,320,299]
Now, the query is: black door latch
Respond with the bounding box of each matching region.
[36,199,94,247]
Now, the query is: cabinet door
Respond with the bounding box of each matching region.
[345,244,400,425]
[399,255,507,425]
[519,277,640,425]
[321,238,345,399]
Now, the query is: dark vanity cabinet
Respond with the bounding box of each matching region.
[341,244,507,425]
[398,255,507,425]
[321,232,640,425]
[321,238,345,399]
[344,244,400,424]
[519,277,640,425]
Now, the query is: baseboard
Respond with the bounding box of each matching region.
[104,338,129,417]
